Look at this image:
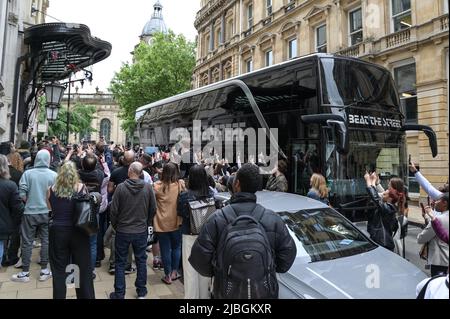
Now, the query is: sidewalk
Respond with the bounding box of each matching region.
[0,248,184,299]
[408,204,425,227]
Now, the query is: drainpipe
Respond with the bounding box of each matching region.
[238,0,243,75]
[10,53,29,143]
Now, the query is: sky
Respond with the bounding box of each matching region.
[46,0,200,93]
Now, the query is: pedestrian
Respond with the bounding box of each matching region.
[78,154,105,278]
[364,172,405,251]
[265,159,288,192]
[1,153,23,267]
[11,150,56,282]
[417,193,449,276]
[153,162,185,284]
[410,162,448,201]
[47,161,95,299]
[189,163,297,299]
[0,155,24,266]
[7,143,24,173]
[416,273,449,299]
[307,173,330,205]
[17,141,31,161]
[177,165,215,298]
[107,150,135,274]
[109,162,156,299]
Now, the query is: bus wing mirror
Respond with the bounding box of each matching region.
[301,114,349,155]
[327,120,349,155]
[401,124,438,157]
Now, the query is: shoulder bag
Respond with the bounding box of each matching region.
[72,185,99,235]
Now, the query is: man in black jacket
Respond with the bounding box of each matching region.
[189,163,297,299]
[109,162,156,299]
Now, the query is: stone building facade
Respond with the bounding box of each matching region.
[0,0,48,143]
[63,92,127,145]
[193,0,449,199]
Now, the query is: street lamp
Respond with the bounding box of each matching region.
[44,82,65,122]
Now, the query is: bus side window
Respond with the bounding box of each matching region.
[296,66,318,110]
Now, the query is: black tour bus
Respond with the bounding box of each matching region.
[135,53,437,221]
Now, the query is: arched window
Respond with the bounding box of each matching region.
[100,118,111,142]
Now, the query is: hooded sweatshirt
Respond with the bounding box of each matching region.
[110,178,156,234]
[19,150,57,215]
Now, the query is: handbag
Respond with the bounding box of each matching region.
[188,197,216,235]
[72,186,100,236]
[419,243,428,261]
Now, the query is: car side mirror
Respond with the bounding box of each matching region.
[401,124,438,157]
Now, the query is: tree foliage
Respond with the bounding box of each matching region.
[110,31,196,134]
[39,99,96,140]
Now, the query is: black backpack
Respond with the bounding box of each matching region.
[214,204,277,299]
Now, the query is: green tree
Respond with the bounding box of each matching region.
[39,99,97,141]
[110,31,196,134]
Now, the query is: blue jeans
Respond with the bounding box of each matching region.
[89,235,96,271]
[157,230,182,277]
[114,231,148,298]
[0,240,4,266]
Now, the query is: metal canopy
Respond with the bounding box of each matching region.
[24,23,112,83]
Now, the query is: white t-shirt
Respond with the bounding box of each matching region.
[416,275,449,299]
[142,170,153,185]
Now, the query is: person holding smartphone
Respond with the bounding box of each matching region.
[417,193,449,276]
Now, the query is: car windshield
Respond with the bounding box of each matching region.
[279,208,377,263]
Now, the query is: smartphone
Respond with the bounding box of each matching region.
[408,154,412,165]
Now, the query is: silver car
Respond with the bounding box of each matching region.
[215,191,427,299]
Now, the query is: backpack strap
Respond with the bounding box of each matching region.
[221,204,237,225]
[417,274,446,299]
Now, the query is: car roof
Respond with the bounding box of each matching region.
[215,191,330,212]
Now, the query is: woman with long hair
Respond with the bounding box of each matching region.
[365,172,405,252]
[307,173,330,205]
[153,162,185,284]
[178,164,214,298]
[0,155,24,266]
[47,161,95,299]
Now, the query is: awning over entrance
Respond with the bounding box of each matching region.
[24,22,112,83]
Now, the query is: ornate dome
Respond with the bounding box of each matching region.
[141,1,168,38]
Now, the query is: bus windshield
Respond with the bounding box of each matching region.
[320,57,399,107]
[325,130,407,204]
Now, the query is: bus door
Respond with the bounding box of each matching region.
[289,139,321,195]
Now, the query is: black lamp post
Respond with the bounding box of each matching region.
[44,82,65,122]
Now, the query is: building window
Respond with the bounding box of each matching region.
[246,58,253,72]
[247,3,253,28]
[100,118,111,142]
[266,0,272,16]
[265,50,273,66]
[227,19,234,40]
[349,7,363,46]
[316,24,327,53]
[394,63,417,123]
[444,0,449,14]
[391,0,411,32]
[288,38,298,59]
[215,28,221,48]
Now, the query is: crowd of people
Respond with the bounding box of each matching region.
[0,136,448,299]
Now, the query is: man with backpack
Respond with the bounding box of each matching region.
[189,163,296,299]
